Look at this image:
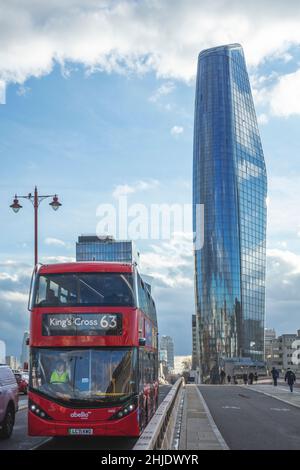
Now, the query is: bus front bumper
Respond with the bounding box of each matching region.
[28,409,140,437]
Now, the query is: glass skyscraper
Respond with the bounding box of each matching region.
[76,235,140,264]
[193,44,267,380]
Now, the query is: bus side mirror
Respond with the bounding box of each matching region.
[139,338,146,346]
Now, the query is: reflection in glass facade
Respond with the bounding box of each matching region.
[193,44,267,380]
[76,235,139,264]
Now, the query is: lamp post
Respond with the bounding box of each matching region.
[10,186,62,266]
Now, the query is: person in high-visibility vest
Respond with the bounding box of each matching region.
[50,360,69,384]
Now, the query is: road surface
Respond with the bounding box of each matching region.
[0,400,46,451]
[0,385,171,450]
[199,385,300,450]
[37,384,171,450]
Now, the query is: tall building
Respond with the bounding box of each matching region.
[173,356,192,375]
[264,328,276,362]
[5,355,18,370]
[76,235,140,264]
[193,44,267,380]
[20,331,29,370]
[160,335,174,370]
[0,340,6,364]
[192,315,199,370]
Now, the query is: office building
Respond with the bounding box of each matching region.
[160,335,174,370]
[0,340,6,364]
[76,235,140,264]
[193,44,267,380]
[20,331,29,370]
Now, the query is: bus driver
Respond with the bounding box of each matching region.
[50,360,70,384]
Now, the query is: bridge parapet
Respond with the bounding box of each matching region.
[133,378,184,450]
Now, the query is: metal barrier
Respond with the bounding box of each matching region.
[133,378,184,450]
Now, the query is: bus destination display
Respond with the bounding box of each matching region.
[42,313,122,336]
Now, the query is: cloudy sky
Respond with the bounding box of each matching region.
[1,0,300,358]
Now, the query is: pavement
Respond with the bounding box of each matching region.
[198,385,300,450]
[179,384,228,450]
[245,383,300,409]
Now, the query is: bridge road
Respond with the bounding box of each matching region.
[35,384,172,450]
[0,405,45,451]
[199,385,300,450]
[0,386,171,450]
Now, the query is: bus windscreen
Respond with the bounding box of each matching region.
[34,272,135,307]
[30,347,137,406]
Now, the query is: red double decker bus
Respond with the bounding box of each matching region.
[28,262,158,437]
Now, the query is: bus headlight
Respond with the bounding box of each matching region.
[29,400,53,420]
[110,399,137,420]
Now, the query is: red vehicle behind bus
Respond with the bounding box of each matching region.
[28,262,158,437]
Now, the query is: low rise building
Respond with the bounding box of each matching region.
[267,330,300,374]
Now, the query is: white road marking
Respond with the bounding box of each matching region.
[222,406,241,409]
[270,408,290,411]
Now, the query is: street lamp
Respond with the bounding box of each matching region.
[49,195,62,211]
[10,197,22,213]
[10,186,62,266]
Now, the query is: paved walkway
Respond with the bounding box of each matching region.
[243,384,300,409]
[179,384,228,450]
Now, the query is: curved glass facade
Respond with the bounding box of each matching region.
[193,44,267,380]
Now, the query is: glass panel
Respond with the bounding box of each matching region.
[30,347,137,406]
[34,272,135,307]
[193,45,267,380]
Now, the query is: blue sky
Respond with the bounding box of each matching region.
[1,0,300,359]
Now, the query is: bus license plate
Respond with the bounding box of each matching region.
[68,428,93,435]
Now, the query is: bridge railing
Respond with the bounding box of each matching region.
[133,378,184,450]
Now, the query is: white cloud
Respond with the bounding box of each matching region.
[170,125,184,135]
[140,232,194,354]
[268,68,300,117]
[16,84,30,96]
[267,248,300,275]
[41,255,75,263]
[0,291,28,303]
[257,113,269,125]
[0,79,6,104]
[140,232,193,288]
[44,237,66,247]
[1,0,300,91]
[149,81,175,102]
[0,261,32,355]
[112,179,159,199]
[252,67,300,119]
[265,248,300,332]
[0,273,18,282]
[265,175,300,243]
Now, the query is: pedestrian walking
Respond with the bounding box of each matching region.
[271,367,279,386]
[233,374,238,384]
[285,368,296,392]
[242,373,248,385]
[220,369,226,384]
[248,372,254,385]
[254,372,258,383]
[227,374,231,384]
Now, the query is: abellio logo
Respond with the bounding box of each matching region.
[70,411,91,419]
